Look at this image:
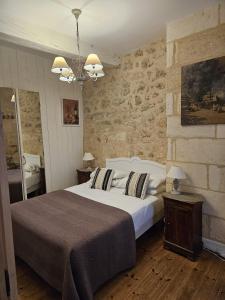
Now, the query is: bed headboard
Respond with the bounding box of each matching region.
[106,157,166,178]
[24,153,41,167]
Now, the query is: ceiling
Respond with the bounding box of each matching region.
[0,0,218,64]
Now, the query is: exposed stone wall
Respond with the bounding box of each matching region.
[166,3,225,248]
[19,90,44,166]
[83,39,167,167]
[0,88,20,169]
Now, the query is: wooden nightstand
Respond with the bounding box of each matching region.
[77,169,92,184]
[163,192,203,261]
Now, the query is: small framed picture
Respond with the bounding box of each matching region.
[62,98,80,126]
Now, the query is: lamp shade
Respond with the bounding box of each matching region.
[167,166,186,180]
[84,54,103,71]
[51,57,70,74]
[60,69,76,82]
[87,69,105,79]
[83,152,94,161]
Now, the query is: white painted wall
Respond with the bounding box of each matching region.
[0,40,83,192]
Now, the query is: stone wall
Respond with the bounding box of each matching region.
[166,3,225,249]
[83,39,167,167]
[19,90,44,165]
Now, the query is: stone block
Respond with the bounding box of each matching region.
[176,93,181,115]
[217,125,225,138]
[168,161,208,189]
[209,165,225,192]
[182,186,225,220]
[220,1,225,24]
[166,42,174,67]
[176,23,225,66]
[166,65,181,92]
[167,116,215,138]
[176,139,225,165]
[167,5,219,42]
[167,138,175,161]
[166,93,174,116]
[210,216,225,243]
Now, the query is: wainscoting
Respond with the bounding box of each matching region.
[0,41,83,191]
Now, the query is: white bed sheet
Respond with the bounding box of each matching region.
[25,172,40,190]
[65,183,164,239]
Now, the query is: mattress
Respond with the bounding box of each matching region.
[66,182,164,239]
[25,172,40,190]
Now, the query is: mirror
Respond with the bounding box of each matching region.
[0,87,23,203]
[18,89,46,199]
[0,87,46,202]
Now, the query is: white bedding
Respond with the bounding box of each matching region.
[25,172,40,190]
[66,182,164,239]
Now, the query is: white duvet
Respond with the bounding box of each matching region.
[25,171,40,189]
[65,182,164,239]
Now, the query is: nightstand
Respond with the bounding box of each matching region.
[39,167,46,195]
[77,169,92,184]
[163,192,203,261]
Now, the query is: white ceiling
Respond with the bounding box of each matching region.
[0,0,218,64]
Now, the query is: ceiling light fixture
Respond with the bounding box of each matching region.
[51,8,104,86]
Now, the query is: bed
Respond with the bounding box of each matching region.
[11,157,166,300]
[23,153,41,194]
[7,168,23,203]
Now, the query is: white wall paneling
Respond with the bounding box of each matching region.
[0,40,83,191]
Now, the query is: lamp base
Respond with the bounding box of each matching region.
[171,178,180,194]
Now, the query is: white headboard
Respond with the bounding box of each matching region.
[106,157,166,178]
[24,153,41,167]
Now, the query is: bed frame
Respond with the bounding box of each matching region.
[106,157,166,177]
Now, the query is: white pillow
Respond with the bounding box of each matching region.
[149,175,166,189]
[113,169,128,179]
[24,163,39,173]
[111,176,128,189]
[90,168,128,180]
[148,184,166,195]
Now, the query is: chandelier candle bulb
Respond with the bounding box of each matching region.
[51,57,70,74]
[60,69,76,83]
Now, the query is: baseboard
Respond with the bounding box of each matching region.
[203,238,225,258]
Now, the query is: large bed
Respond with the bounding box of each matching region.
[11,157,166,300]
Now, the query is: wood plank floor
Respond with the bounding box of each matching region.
[17,226,225,300]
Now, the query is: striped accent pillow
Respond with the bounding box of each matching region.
[91,168,114,191]
[125,172,150,199]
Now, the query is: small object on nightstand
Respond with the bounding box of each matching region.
[83,152,95,171]
[77,169,92,184]
[163,192,203,261]
[167,166,186,194]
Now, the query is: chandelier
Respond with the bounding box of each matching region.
[51,8,104,85]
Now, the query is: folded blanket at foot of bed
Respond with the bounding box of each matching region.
[11,190,136,300]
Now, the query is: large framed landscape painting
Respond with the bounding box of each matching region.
[62,98,79,126]
[181,56,225,125]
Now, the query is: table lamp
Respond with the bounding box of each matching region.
[167,166,186,194]
[83,152,94,170]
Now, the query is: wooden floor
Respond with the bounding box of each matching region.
[17,226,225,300]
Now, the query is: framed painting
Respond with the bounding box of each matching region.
[62,98,80,126]
[181,56,225,125]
